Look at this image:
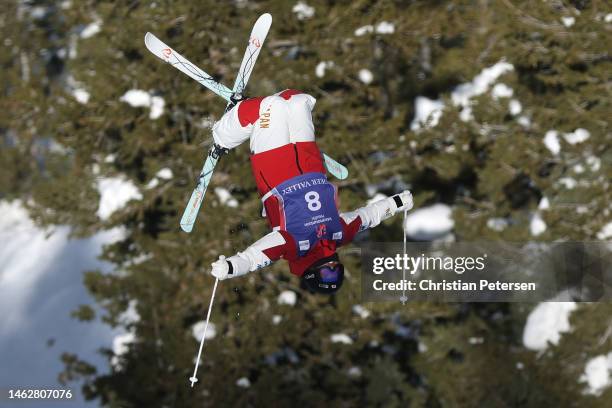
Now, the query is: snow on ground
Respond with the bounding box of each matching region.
[67,75,90,104]
[561,16,576,27]
[563,128,590,145]
[580,353,612,395]
[586,156,601,172]
[110,332,135,370]
[272,315,282,325]
[156,168,173,179]
[529,212,547,236]
[358,68,373,85]
[145,168,174,189]
[606,14,612,23]
[0,200,123,407]
[119,89,165,120]
[509,99,522,115]
[315,61,334,78]
[330,333,353,344]
[451,60,514,122]
[538,197,550,210]
[352,304,370,319]
[236,377,251,388]
[292,2,314,20]
[214,187,239,208]
[491,83,513,99]
[354,25,374,36]
[375,21,395,34]
[191,321,217,341]
[80,17,102,39]
[597,222,612,240]
[110,299,142,370]
[354,21,395,36]
[96,176,143,220]
[487,217,509,231]
[404,204,454,240]
[410,96,444,131]
[522,302,577,351]
[145,178,159,189]
[517,116,531,128]
[410,60,515,130]
[278,290,297,306]
[558,177,577,189]
[348,366,362,377]
[119,300,140,325]
[72,88,90,104]
[543,130,561,155]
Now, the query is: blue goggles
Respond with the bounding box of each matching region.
[319,262,343,283]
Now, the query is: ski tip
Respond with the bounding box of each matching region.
[180,222,194,233]
[258,13,272,25]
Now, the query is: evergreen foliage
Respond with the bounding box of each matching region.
[2,0,611,406]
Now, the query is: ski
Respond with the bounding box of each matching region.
[144,32,233,101]
[145,25,348,182]
[178,13,272,233]
[145,15,348,232]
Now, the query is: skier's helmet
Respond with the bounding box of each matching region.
[301,254,344,294]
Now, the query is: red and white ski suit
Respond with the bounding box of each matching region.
[212,89,404,277]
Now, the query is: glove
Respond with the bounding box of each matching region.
[211,255,233,280]
[392,190,413,212]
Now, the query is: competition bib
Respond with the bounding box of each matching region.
[268,172,343,257]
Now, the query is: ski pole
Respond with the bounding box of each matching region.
[189,277,219,388]
[401,209,408,304]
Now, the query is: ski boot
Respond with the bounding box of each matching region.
[209,143,229,160]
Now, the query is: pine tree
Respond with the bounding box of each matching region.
[3,0,611,406]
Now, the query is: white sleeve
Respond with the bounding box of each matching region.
[211,102,253,150]
[226,231,289,276]
[340,196,401,232]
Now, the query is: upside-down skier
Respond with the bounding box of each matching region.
[209,89,413,294]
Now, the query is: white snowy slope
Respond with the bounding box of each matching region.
[522,301,577,351]
[404,204,454,240]
[0,200,124,407]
